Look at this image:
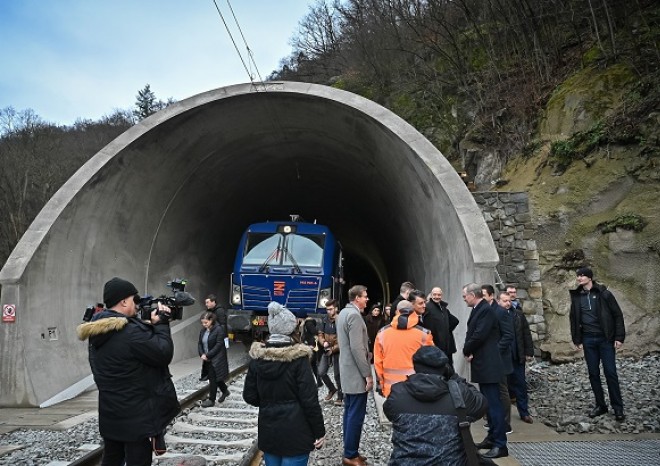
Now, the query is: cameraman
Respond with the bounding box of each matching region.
[77,277,180,466]
[383,346,488,465]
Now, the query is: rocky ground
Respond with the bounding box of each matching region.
[526,353,660,434]
[1,353,657,465]
[307,352,660,465]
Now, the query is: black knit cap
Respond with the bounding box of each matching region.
[412,346,449,375]
[576,267,593,279]
[103,277,139,309]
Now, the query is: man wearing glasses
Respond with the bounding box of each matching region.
[570,267,626,421]
[506,285,521,310]
[337,285,373,466]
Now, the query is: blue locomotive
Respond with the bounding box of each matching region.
[228,216,344,339]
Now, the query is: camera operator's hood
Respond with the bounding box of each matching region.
[76,310,129,349]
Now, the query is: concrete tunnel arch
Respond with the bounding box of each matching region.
[0,81,498,407]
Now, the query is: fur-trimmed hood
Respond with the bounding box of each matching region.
[76,310,129,348]
[249,341,312,362]
[248,341,313,382]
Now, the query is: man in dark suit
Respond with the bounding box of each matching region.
[462,283,508,459]
[482,284,514,433]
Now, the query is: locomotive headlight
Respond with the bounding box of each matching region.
[231,284,242,305]
[317,287,331,308]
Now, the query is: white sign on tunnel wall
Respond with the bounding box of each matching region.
[2,304,16,323]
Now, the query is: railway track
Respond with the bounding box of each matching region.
[68,366,259,466]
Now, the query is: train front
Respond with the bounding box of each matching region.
[228,221,340,340]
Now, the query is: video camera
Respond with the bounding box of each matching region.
[138,278,195,322]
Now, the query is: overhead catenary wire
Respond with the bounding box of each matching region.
[208,0,301,179]
[224,0,266,85]
[210,0,265,89]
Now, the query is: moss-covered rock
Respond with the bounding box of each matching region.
[540,64,636,140]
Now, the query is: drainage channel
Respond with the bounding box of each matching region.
[508,439,660,466]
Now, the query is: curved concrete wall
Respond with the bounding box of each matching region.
[0,82,498,407]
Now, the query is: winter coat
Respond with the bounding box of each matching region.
[198,323,229,382]
[318,316,339,354]
[463,299,504,384]
[510,308,534,364]
[364,313,386,351]
[243,338,325,457]
[424,300,459,357]
[211,305,228,335]
[493,303,514,375]
[569,282,626,345]
[383,372,488,466]
[76,310,180,442]
[337,303,372,394]
[374,311,434,397]
[301,317,319,349]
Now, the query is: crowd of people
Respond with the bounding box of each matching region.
[77,267,626,466]
[241,282,534,465]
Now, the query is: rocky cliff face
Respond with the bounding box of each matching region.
[464,62,660,361]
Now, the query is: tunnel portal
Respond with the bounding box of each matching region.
[0,82,498,407]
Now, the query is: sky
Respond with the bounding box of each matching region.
[0,0,314,126]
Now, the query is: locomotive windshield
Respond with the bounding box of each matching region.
[243,232,325,268]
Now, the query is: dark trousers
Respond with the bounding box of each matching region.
[342,392,368,459]
[318,352,342,399]
[583,334,623,411]
[311,349,321,384]
[508,362,530,418]
[207,363,228,402]
[480,382,507,448]
[498,377,512,428]
[101,437,152,466]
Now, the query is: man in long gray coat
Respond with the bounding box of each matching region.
[336,285,373,466]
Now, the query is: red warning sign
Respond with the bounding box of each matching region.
[2,304,16,323]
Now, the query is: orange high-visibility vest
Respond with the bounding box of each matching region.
[374,311,434,397]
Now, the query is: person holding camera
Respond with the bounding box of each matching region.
[76,277,180,466]
[383,345,488,465]
[198,311,230,407]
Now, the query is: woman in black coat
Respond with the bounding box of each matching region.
[198,311,230,407]
[364,303,386,358]
[243,302,325,465]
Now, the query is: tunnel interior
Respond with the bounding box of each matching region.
[132,91,448,308]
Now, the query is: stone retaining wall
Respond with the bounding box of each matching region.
[473,192,546,344]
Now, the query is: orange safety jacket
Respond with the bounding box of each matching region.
[374,310,434,397]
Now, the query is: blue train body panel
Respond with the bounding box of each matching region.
[228,220,342,334]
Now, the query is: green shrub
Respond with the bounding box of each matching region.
[597,214,648,234]
[549,123,606,170]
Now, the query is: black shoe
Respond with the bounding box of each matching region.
[588,406,608,418]
[481,446,509,459]
[614,410,625,421]
[199,376,208,382]
[475,438,494,450]
[218,389,230,403]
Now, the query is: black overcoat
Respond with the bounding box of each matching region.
[76,310,180,442]
[198,323,229,382]
[463,299,504,384]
